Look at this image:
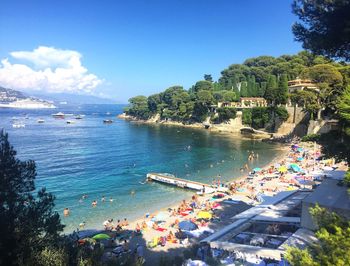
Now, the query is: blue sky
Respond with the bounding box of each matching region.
[0,0,302,103]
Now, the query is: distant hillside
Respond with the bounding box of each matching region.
[28,92,117,105]
[0,87,27,102]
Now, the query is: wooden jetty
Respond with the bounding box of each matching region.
[146,173,217,194]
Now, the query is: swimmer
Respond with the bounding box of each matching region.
[82,194,87,199]
[101,196,105,202]
[130,190,135,196]
[79,222,86,229]
[63,208,70,217]
[109,197,114,202]
[92,200,97,207]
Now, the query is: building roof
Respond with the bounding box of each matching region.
[303,178,350,210]
[240,97,266,101]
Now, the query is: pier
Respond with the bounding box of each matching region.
[146,173,218,194]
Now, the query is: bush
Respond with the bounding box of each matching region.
[301,134,321,142]
[275,106,289,121]
[214,107,237,123]
[242,109,252,125]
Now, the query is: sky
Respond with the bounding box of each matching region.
[0,0,302,103]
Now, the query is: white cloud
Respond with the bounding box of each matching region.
[0,46,103,93]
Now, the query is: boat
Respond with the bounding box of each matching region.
[37,119,45,123]
[12,123,25,128]
[103,119,113,124]
[52,112,65,118]
[74,114,85,119]
[66,120,75,124]
[59,101,67,105]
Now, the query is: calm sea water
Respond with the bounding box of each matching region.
[0,104,284,232]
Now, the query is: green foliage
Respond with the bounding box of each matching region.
[302,64,344,110]
[275,106,289,121]
[193,80,213,92]
[242,109,252,125]
[241,107,288,129]
[213,107,237,123]
[338,85,350,136]
[222,91,237,102]
[286,205,350,266]
[290,90,320,120]
[0,130,64,265]
[276,74,288,105]
[204,74,213,82]
[127,95,150,120]
[292,0,350,60]
[240,81,248,97]
[35,247,69,266]
[301,134,321,142]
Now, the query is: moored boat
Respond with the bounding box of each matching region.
[103,119,113,124]
[52,112,65,118]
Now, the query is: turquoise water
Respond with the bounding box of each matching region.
[0,104,284,232]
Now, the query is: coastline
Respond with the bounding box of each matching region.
[117,113,272,138]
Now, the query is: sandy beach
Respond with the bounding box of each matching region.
[72,140,347,265]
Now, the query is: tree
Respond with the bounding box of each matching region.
[276,74,288,105]
[0,131,64,265]
[292,0,350,61]
[286,205,350,266]
[204,74,213,82]
[264,75,277,104]
[222,91,237,102]
[127,95,150,119]
[193,80,213,92]
[240,81,248,97]
[290,90,320,120]
[338,85,350,136]
[302,64,343,110]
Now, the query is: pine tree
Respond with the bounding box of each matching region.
[276,74,289,105]
[240,81,248,97]
[264,75,277,105]
[0,130,64,265]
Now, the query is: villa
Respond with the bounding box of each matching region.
[218,97,268,109]
[288,78,318,93]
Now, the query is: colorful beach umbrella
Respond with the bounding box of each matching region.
[178,221,198,231]
[197,211,212,219]
[278,166,288,173]
[92,233,110,240]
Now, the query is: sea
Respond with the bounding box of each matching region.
[0,104,285,232]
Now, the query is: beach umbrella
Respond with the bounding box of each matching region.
[278,166,288,173]
[154,211,168,221]
[253,167,262,172]
[178,221,198,231]
[297,157,304,161]
[92,233,110,240]
[197,211,212,219]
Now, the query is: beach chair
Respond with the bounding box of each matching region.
[147,237,159,248]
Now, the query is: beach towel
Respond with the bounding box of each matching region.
[156,227,167,232]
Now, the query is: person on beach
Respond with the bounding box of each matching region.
[63,208,70,217]
[135,223,141,233]
[122,218,129,227]
[123,239,129,251]
[141,221,148,230]
[79,222,86,229]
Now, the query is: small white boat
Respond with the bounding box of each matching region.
[12,123,25,128]
[37,119,45,123]
[103,119,113,124]
[52,112,65,118]
[66,120,75,124]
